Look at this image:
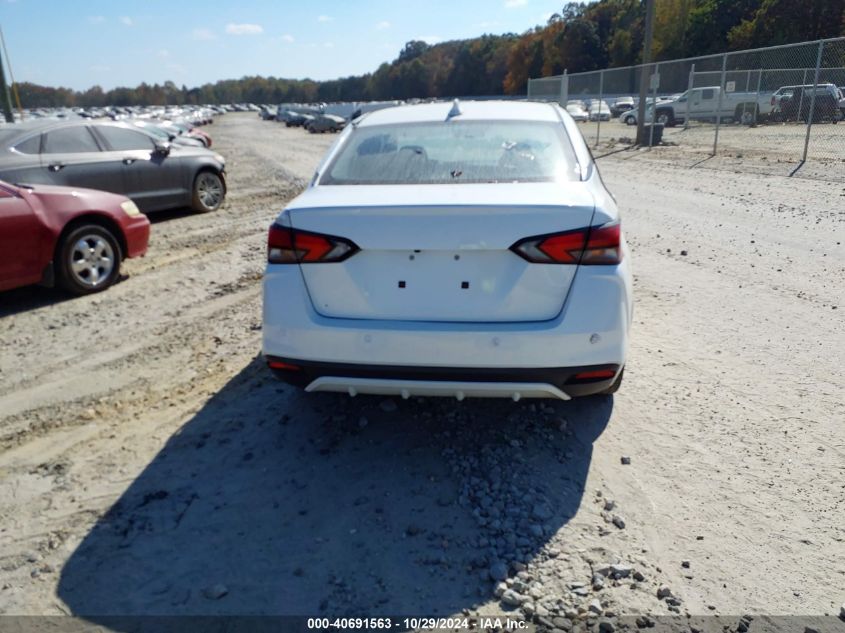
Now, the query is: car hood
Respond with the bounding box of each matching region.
[17,183,127,211]
[168,145,224,163]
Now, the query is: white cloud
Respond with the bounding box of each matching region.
[156,49,170,59]
[87,15,106,25]
[119,16,133,26]
[376,20,391,30]
[192,28,216,41]
[324,42,334,48]
[416,35,442,45]
[225,23,263,35]
[280,34,295,43]
[317,15,333,22]
[504,0,528,7]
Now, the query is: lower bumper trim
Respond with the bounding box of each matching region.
[306,376,571,401]
[265,356,620,399]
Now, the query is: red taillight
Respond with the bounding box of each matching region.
[268,360,300,371]
[581,222,622,265]
[511,222,621,265]
[267,224,358,264]
[572,369,616,381]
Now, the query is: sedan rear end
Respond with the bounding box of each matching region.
[263,101,632,400]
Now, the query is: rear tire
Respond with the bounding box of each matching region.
[655,109,675,127]
[598,368,624,395]
[192,170,224,213]
[56,224,122,295]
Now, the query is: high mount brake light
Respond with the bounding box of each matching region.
[511,222,622,265]
[267,224,359,264]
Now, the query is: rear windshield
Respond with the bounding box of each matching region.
[320,120,580,185]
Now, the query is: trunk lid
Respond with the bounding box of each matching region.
[287,183,595,322]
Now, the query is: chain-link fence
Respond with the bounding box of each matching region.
[527,37,845,179]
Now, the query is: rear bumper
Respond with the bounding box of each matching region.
[266,356,620,399]
[262,255,632,387]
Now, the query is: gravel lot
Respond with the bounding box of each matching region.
[0,113,843,624]
[580,118,845,180]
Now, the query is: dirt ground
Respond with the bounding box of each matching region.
[0,114,843,624]
[580,117,845,181]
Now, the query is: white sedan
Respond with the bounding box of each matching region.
[263,100,632,400]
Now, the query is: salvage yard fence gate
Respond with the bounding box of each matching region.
[527,37,845,179]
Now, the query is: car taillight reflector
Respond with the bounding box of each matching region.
[268,360,301,371]
[267,224,358,264]
[511,222,622,265]
[573,369,616,381]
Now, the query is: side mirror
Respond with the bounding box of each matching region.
[154,142,171,156]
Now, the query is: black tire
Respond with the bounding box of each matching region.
[56,224,122,295]
[599,368,624,395]
[735,104,758,125]
[192,170,225,213]
[655,109,675,127]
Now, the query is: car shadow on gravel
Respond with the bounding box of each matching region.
[0,275,133,318]
[146,207,202,224]
[57,355,612,624]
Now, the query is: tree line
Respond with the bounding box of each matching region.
[15,0,845,108]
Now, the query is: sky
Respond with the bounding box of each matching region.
[1,0,568,91]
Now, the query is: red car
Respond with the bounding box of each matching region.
[0,180,149,295]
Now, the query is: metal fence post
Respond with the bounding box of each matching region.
[713,53,728,156]
[649,62,659,148]
[559,70,569,107]
[754,69,763,125]
[685,63,695,130]
[797,68,808,122]
[741,69,751,122]
[800,40,825,165]
[595,69,604,147]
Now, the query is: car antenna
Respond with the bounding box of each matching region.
[447,98,461,120]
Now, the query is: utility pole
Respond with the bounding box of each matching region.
[635,0,656,145]
[0,44,14,123]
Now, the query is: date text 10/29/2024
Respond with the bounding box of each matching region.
[307,617,530,630]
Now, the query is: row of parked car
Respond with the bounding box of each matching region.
[564,83,845,127]
[0,109,227,296]
[258,105,349,134]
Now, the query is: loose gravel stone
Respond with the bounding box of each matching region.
[501,588,525,607]
[490,561,508,581]
[612,515,626,529]
[598,618,616,633]
[657,585,673,599]
[620,456,631,465]
[588,599,603,615]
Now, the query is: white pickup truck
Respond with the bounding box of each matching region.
[649,86,774,126]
